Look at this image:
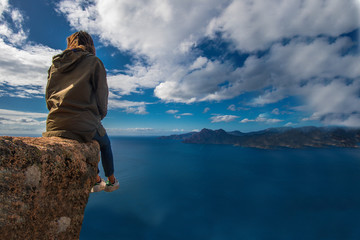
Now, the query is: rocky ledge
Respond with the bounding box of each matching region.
[0,136,100,240]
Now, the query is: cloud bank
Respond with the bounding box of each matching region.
[0,108,47,134]
[0,0,359,129]
[56,0,360,127]
[0,0,148,113]
[0,0,60,98]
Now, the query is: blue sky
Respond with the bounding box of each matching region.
[0,0,359,136]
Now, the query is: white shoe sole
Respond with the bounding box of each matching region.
[104,180,119,192]
[90,179,106,193]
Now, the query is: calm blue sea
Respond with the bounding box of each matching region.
[80,137,360,240]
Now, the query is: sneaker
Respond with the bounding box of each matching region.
[91,178,106,193]
[104,178,119,192]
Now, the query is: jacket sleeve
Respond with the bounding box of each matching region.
[93,58,108,120]
[45,66,52,110]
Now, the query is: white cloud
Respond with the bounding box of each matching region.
[240,118,251,123]
[0,40,59,95]
[0,0,60,98]
[189,56,209,70]
[248,89,288,107]
[166,109,179,114]
[227,104,236,111]
[166,109,192,119]
[299,80,360,127]
[203,107,210,113]
[180,113,193,116]
[124,105,148,115]
[154,36,360,106]
[174,113,193,119]
[154,59,240,103]
[272,108,280,115]
[0,108,47,134]
[210,114,239,123]
[108,99,148,109]
[57,0,229,61]
[172,128,185,132]
[0,108,47,120]
[207,0,359,52]
[240,114,283,124]
[0,0,27,45]
[236,37,360,126]
[107,63,165,96]
[302,112,321,122]
[108,99,150,115]
[227,104,249,112]
[106,127,156,136]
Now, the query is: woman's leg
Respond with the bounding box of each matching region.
[93,132,114,178]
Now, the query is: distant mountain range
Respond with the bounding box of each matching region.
[159,127,360,149]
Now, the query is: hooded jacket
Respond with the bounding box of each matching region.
[43,49,108,142]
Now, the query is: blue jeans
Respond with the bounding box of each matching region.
[93,132,114,177]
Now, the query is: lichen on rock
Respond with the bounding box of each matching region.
[0,136,100,240]
[25,165,41,188]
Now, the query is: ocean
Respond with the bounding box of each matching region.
[80,137,360,240]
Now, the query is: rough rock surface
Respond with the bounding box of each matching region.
[0,136,100,240]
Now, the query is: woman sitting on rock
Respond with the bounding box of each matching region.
[43,31,119,193]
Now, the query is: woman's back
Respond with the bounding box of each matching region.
[44,48,107,142]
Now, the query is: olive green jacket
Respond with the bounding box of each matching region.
[43,49,108,142]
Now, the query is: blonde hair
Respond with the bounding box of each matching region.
[66,31,96,55]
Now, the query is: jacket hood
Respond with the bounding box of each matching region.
[52,49,91,73]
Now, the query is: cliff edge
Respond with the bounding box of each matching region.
[0,136,100,240]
